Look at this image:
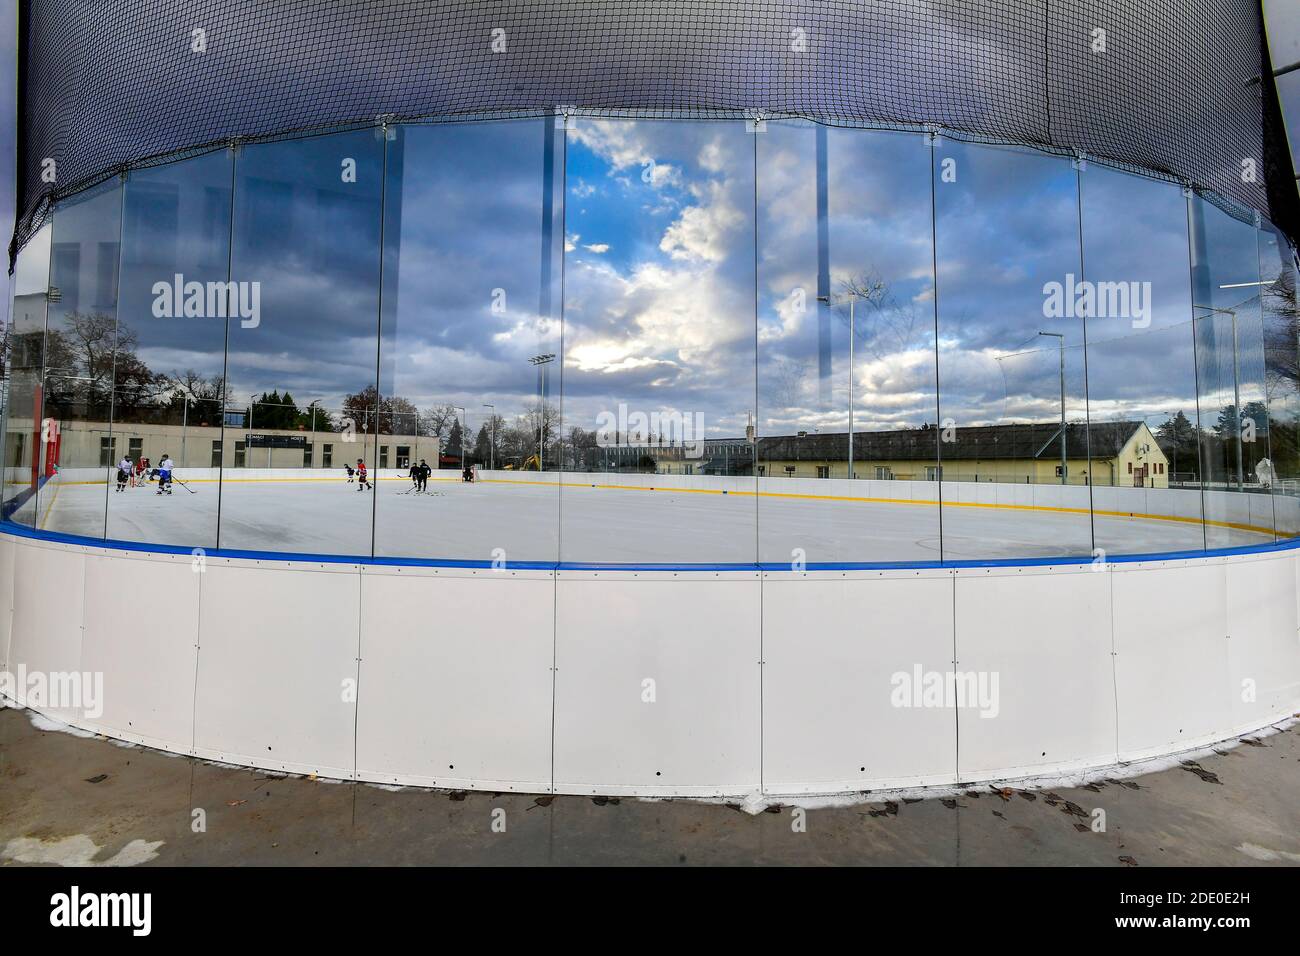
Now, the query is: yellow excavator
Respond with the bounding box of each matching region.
[504,454,540,471]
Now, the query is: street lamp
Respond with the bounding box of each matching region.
[171,381,200,465]
[482,403,496,471]
[1206,280,1275,492]
[817,291,865,479]
[306,400,321,468]
[528,354,555,470]
[452,404,467,472]
[1193,305,1243,490]
[1038,331,1066,485]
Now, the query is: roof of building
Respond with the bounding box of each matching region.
[754,421,1146,462]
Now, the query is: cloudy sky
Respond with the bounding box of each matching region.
[43,118,1282,450]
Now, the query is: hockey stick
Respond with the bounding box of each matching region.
[171,477,198,494]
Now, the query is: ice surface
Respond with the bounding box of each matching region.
[18,471,1265,565]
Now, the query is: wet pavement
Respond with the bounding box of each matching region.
[1,706,1298,866]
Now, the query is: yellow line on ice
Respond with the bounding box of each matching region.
[50,473,1277,537]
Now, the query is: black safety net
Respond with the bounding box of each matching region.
[12,0,1299,264]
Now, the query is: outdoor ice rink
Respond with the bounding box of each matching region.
[17,469,1276,564]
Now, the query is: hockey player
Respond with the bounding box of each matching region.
[417,459,430,493]
[116,455,132,492]
[344,463,355,484]
[355,459,370,491]
[156,454,175,495]
[408,459,421,492]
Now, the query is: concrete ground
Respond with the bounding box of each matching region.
[1,705,1297,866]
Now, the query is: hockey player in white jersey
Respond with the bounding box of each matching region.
[156,454,175,495]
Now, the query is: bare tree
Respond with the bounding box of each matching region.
[1264,263,1298,394]
[43,313,158,416]
[831,270,923,362]
[419,403,461,439]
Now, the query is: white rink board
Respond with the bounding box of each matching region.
[552,573,762,796]
[954,566,1117,779]
[79,550,201,751]
[1225,552,1300,733]
[0,535,13,673]
[761,573,958,794]
[355,566,554,791]
[7,541,86,723]
[1112,559,1232,761]
[2,528,1299,797]
[192,559,361,778]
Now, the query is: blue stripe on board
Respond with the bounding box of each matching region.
[0,473,49,522]
[2,518,1297,571]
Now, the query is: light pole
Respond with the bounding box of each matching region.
[307,400,321,468]
[528,354,555,470]
[452,405,466,472]
[482,403,495,471]
[1196,281,1277,491]
[247,393,267,467]
[818,292,863,479]
[1194,304,1246,490]
[173,382,198,466]
[1038,332,1066,485]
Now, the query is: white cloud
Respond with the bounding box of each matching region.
[565,255,751,376]
[659,181,744,263]
[569,122,653,170]
[570,123,681,189]
[698,138,725,173]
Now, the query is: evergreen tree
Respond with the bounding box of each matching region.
[447,419,463,459]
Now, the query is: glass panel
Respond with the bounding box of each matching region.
[42,182,123,538]
[221,130,384,555]
[1259,224,1300,537]
[756,123,938,565]
[1276,70,1300,179]
[3,223,51,527]
[108,151,232,547]
[1189,197,1275,547]
[933,143,1091,559]
[374,119,562,563]
[1079,169,1205,556]
[561,119,757,564]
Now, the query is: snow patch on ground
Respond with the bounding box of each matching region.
[7,699,1294,811]
[27,711,99,739]
[2,833,164,867]
[641,717,1299,814]
[1236,842,1300,863]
